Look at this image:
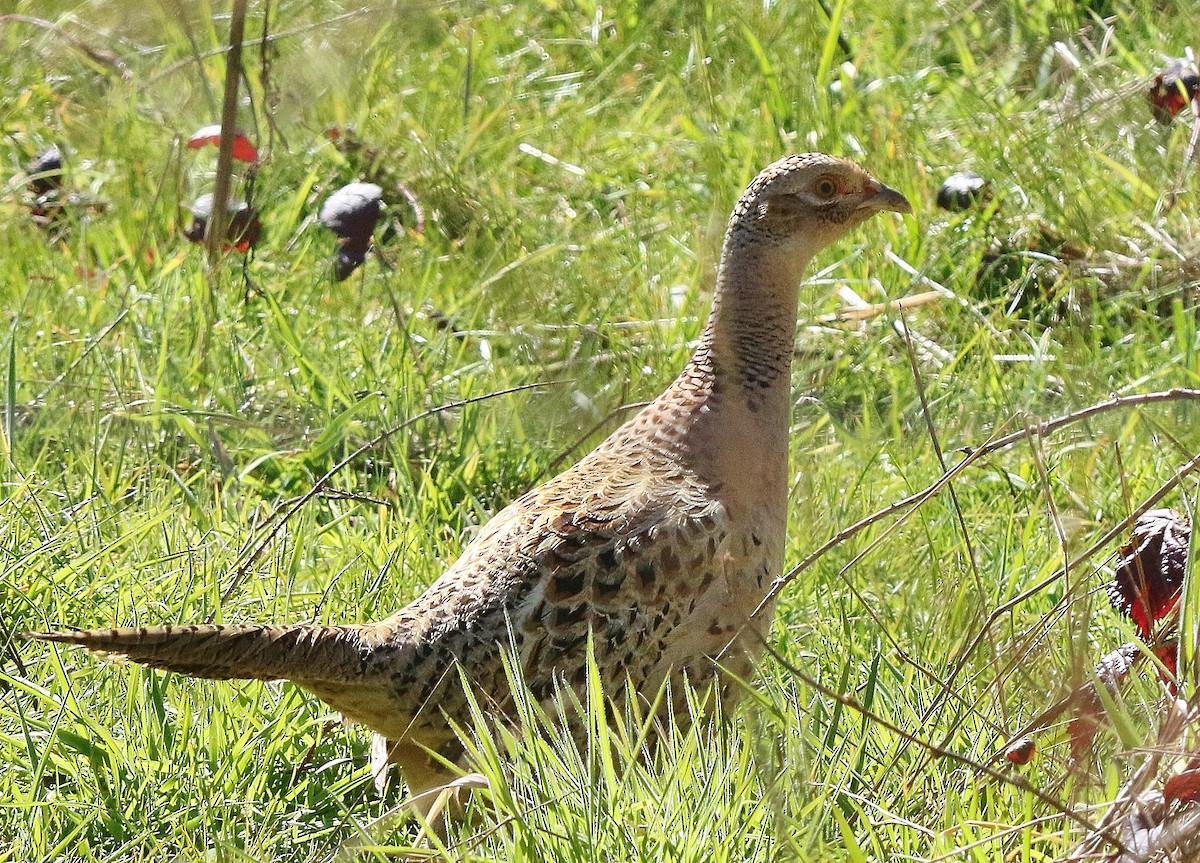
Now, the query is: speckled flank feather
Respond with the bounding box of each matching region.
[28,154,910,806]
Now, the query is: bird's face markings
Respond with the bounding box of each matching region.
[751,156,910,246]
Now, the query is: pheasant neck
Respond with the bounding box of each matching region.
[665,229,811,518]
[694,228,809,424]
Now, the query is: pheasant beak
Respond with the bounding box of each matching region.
[857,179,912,215]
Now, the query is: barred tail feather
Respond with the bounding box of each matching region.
[26,623,369,682]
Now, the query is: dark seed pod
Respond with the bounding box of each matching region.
[320,182,383,242]
[183,193,262,252]
[1068,641,1142,758]
[936,171,989,212]
[320,182,383,281]
[29,190,64,227]
[27,146,64,195]
[1107,508,1189,640]
[1148,57,1200,125]
[334,248,369,281]
[1005,737,1035,765]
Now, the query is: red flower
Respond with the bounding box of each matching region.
[187,124,259,163]
[1107,510,1188,639]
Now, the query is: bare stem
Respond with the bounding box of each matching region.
[206,0,248,273]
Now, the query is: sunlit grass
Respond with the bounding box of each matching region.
[4,0,1200,860]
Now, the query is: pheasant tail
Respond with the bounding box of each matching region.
[26,623,369,682]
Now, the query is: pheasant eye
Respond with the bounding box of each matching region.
[813,177,838,198]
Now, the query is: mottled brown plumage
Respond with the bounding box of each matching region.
[29,153,910,807]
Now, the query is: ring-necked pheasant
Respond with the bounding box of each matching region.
[28,153,910,809]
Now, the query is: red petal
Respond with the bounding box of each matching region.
[1164,769,1200,803]
[1153,643,1178,676]
[1148,59,1200,123]
[187,124,223,149]
[231,135,259,163]
[1069,715,1100,758]
[1107,510,1189,639]
[1153,642,1179,696]
[187,124,259,162]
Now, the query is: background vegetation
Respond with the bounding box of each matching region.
[3,0,1200,860]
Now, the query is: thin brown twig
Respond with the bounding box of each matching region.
[927,808,1089,862]
[0,14,131,79]
[815,289,945,323]
[869,311,1000,790]
[220,380,568,604]
[317,488,391,507]
[949,446,1200,685]
[206,0,248,271]
[812,0,853,60]
[755,387,1200,622]
[975,389,1200,455]
[761,640,1127,852]
[145,6,423,85]
[257,0,288,153]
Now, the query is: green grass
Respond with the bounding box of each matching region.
[4,0,1200,860]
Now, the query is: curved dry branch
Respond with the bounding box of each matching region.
[0,14,131,79]
[753,387,1200,626]
[219,380,568,605]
